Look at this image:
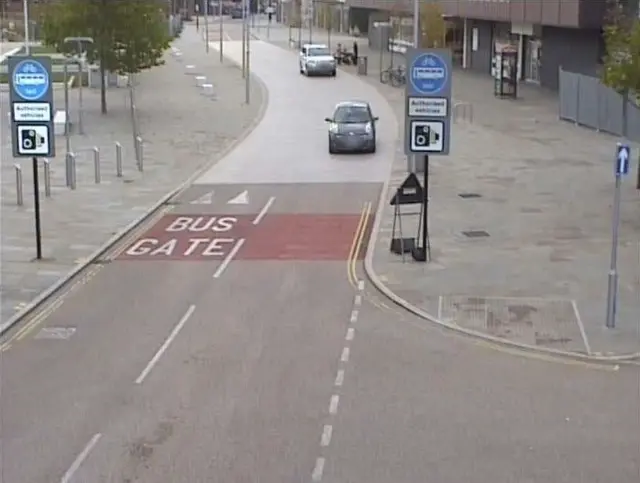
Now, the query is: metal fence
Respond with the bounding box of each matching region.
[558,67,640,142]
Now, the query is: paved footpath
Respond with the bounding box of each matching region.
[0,24,265,326]
[260,22,640,358]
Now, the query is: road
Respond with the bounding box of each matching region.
[1,26,638,483]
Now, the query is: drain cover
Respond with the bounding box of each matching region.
[462,230,490,238]
[458,193,481,199]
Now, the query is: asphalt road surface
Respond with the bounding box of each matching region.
[1,30,638,483]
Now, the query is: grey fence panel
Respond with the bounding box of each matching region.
[576,74,600,129]
[627,102,640,140]
[558,68,579,123]
[598,86,624,135]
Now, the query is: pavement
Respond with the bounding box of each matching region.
[0,25,264,325]
[255,21,640,359]
[0,19,638,483]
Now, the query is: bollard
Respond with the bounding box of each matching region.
[202,83,216,98]
[93,147,101,183]
[135,136,144,172]
[115,141,123,177]
[14,164,24,206]
[185,64,196,75]
[43,159,52,197]
[69,153,77,190]
[195,75,207,87]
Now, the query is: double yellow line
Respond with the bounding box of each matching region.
[347,202,372,289]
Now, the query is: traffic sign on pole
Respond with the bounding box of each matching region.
[8,55,55,158]
[615,143,630,176]
[404,48,452,156]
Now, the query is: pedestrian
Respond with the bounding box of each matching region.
[353,40,358,65]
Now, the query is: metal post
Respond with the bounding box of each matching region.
[14,164,24,206]
[136,136,144,171]
[43,159,51,197]
[63,60,71,157]
[32,157,43,259]
[204,0,209,53]
[309,1,313,43]
[605,173,622,328]
[22,0,30,54]
[219,0,224,63]
[69,153,77,190]
[93,147,101,183]
[115,141,123,177]
[77,56,84,135]
[409,0,420,174]
[246,7,251,105]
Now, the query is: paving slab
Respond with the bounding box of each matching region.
[269,23,640,358]
[0,25,266,325]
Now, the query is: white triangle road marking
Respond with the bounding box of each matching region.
[190,190,214,204]
[227,190,249,205]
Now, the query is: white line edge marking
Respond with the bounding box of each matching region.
[329,394,340,415]
[354,294,362,306]
[571,300,592,355]
[320,425,333,447]
[60,433,102,483]
[334,369,344,386]
[311,457,325,481]
[135,305,196,384]
[350,310,359,323]
[345,327,355,341]
[340,347,350,362]
[213,238,246,278]
[357,280,365,291]
[252,196,276,225]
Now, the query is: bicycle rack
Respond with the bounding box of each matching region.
[453,102,474,123]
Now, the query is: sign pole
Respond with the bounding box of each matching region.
[204,0,209,53]
[22,0,30,55]
[32,156,43,259]
[219,0,224,63]
[242,0,246,77]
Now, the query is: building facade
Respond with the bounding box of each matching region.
[346,0,610,90]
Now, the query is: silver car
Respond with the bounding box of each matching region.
[299,44,336,77]
[325,101,378,154]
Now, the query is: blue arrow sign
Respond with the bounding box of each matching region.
[409,52,448,95]
[616,143,630,176]
[12,59,50,101]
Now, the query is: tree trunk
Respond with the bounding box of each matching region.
[99,48,107,114]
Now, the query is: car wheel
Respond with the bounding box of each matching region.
[331,70,336,77]
[328,140,336,154]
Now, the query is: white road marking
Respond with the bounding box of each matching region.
[334,369,344,386]
[357,280,365,291]
[329,395,340,415]
[135,305,196,384]
[354,294,362,306]
[571,300,592,355]
[212,238,246,278]
[227,190,249,205]
[345,327,354,341]
[340,347,350,362]
[60,433,102,483]
[350,310,359,323]
[320,425,333,447]
[190,190,214,204]
[252,196,276,225]
[311,457,325,481]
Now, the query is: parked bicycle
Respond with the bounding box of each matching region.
[380,65,406,87]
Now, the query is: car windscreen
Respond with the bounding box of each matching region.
[333,106,371,123]
[308,47,331,56]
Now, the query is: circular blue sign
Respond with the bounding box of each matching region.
[409,53,448,95]
[12,59,50,101]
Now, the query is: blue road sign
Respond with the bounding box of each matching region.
[12,59,50,101]
[616,143,630,176]
[409,52,448,96]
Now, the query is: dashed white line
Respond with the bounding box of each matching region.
[357,280,365,291]
[135,305,196,384]
[213,238,246,278]
[252,196,276,225]
[350,309,359,323]
[329,394,340,415]
[320,425,333,447]
[340,347,350,362]
[354,294,362,306]
[60,433,102,483]
[334,369,344,387]
[345,327,355,341]
[311,457,325,481]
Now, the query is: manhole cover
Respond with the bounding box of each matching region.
[462,230,490,238]
[35,327,76,340]
[458,193,481,199]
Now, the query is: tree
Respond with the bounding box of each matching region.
[36,0,170,114]
[418,2,446,48]
[601,0,640,187]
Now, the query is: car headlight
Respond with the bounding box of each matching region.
[365,122,373,134]
[329,123,339,133]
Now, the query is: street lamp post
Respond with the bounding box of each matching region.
[64,36,94,136]
[22,0,30,54]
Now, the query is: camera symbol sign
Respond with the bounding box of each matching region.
[17,125,50,155]
[410,120,444,153]
[12,59,50,101]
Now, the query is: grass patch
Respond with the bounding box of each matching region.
[17,45,61,55]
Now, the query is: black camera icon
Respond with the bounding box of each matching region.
[20,128,46,150]
[414,124,440,146]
